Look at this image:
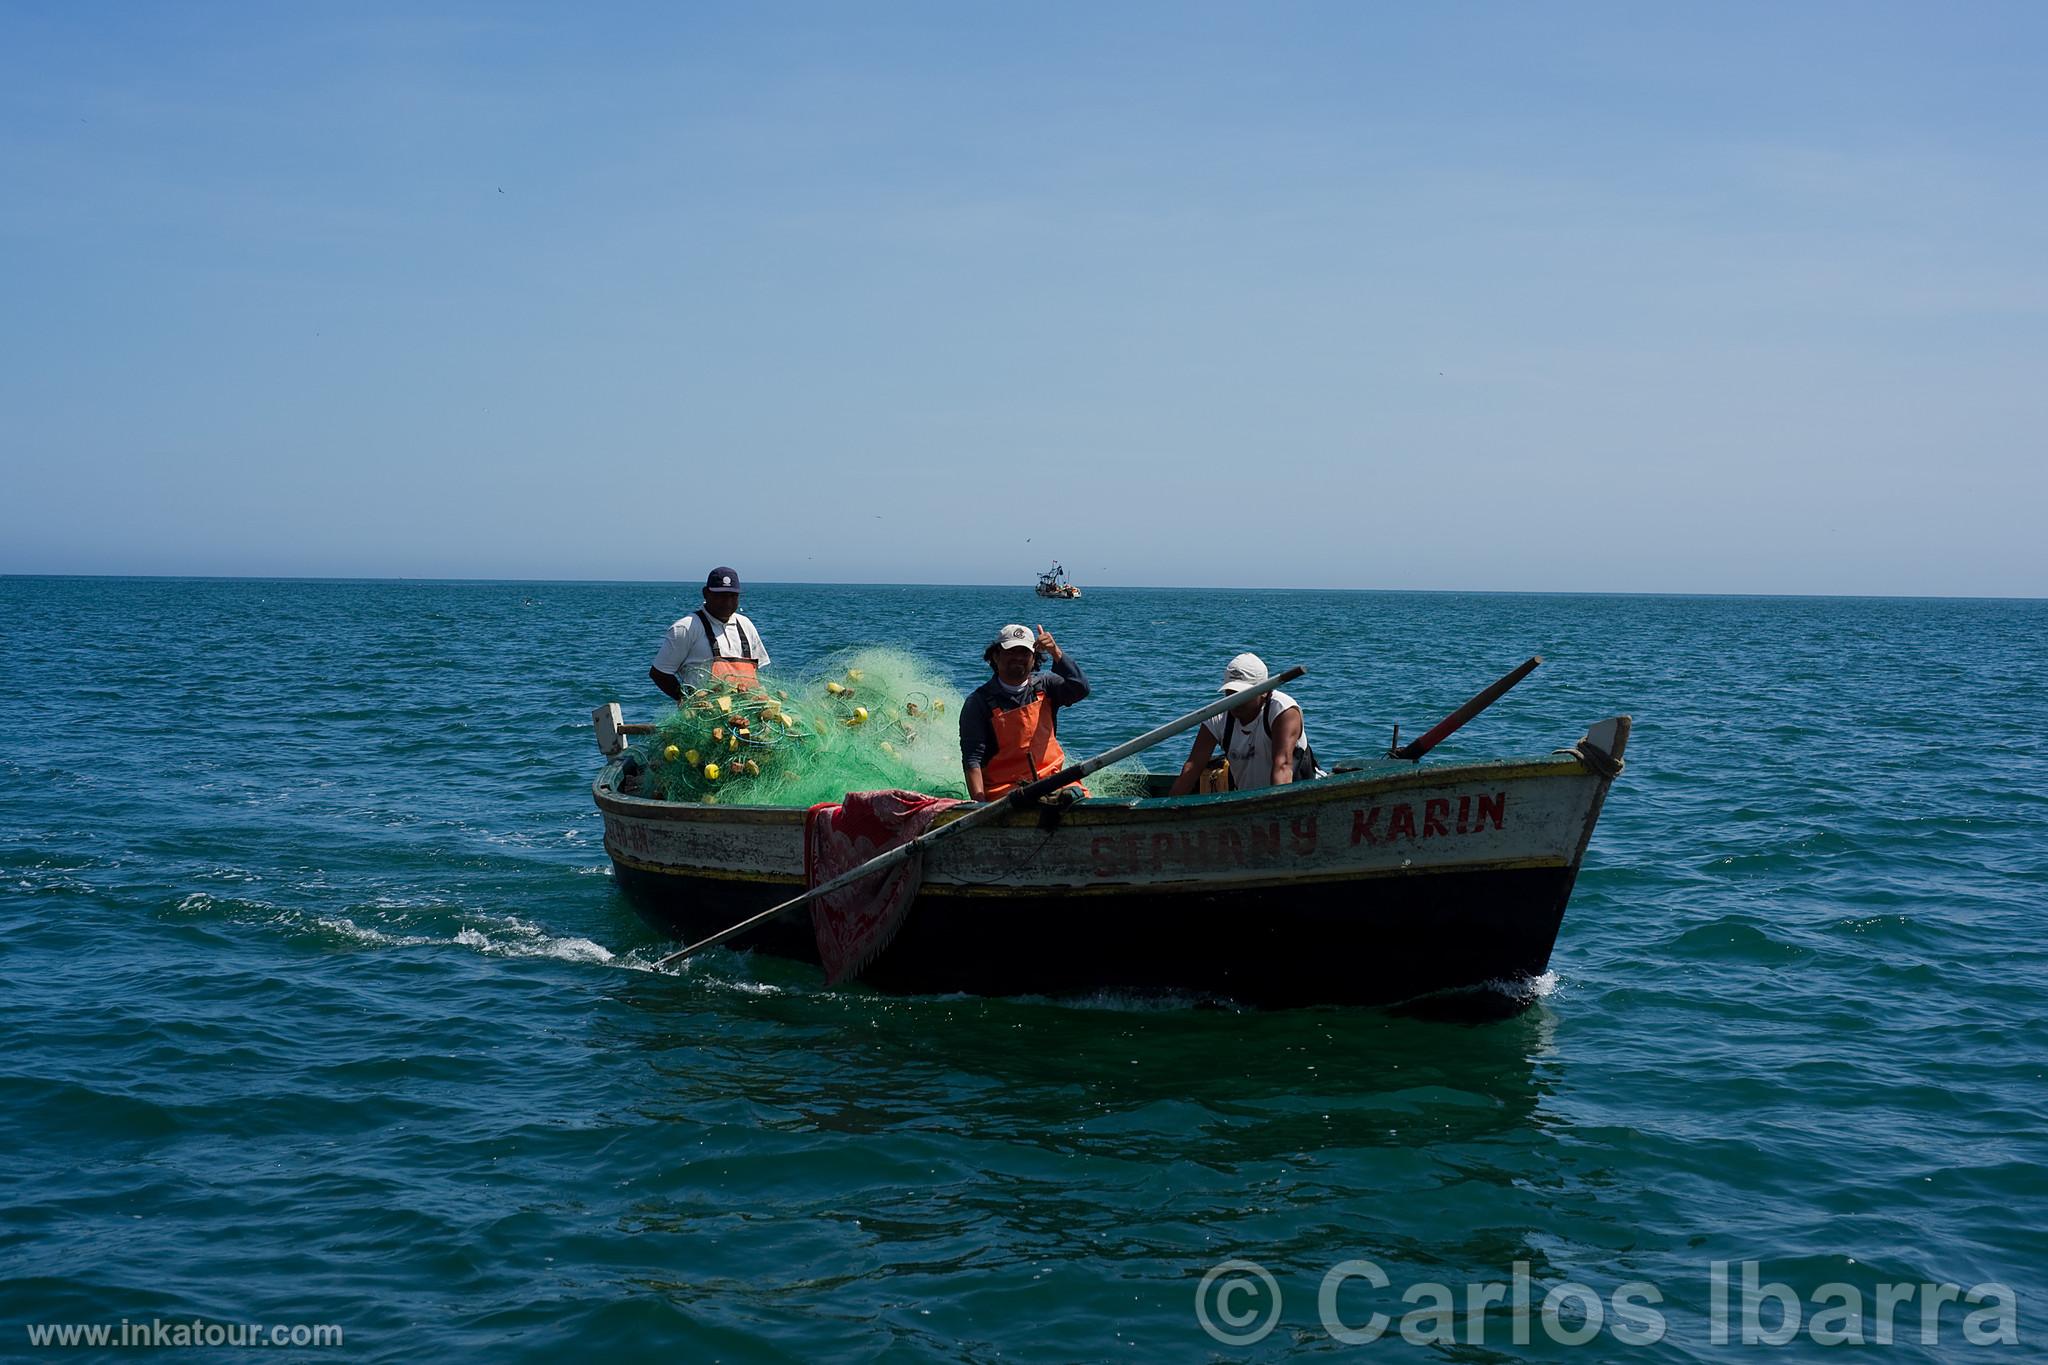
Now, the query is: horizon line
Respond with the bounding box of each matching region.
[2,571,2043,604]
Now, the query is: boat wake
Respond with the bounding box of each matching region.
[173,891,628,970]
[1506,969,1560,1000]
[310,907,621,966]
[1387,970,1560,1022]
[168,885,814,1001]
[452,921,615,964]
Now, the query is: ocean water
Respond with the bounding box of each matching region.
[2,577,2043,1360]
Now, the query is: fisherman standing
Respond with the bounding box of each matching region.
[1167,653,1318,794]
[959,624,1090,801]
[649,566,771,700]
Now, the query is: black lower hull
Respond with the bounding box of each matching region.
[615,863,1575,1009]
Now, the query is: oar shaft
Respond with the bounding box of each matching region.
[652,665,1307,970]
[1394,656,1541,762]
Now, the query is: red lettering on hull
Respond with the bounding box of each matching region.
[1348,790,1509,848]
[1476,792,1506,830]
[1423,798,1451,838]
[1219,828,1246,865]
[1085,789,1511,880]
[1290,815,1318,855]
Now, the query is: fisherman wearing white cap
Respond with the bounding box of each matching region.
[958,623,1091,802]
[648,566,772,700]
[1167,653,1319,795]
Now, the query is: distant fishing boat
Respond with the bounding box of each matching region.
[590,712,1629,1008]
[1035,563,1081,598]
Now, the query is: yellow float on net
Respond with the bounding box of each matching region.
[717,696,732,714]
[848,706,869,726]
[825,681,844,696]
[879,740,896,757]
[846,668,863,682]
[663,744,680,762]
[703,762,721,780]
[684,749,700,766]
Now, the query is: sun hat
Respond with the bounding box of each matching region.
[703,567,742,594]
[1219,652,1269,694]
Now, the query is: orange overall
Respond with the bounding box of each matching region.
[696,609,762,688]
[981,689,1085,801]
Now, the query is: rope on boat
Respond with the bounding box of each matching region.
[1556,741,1624,778]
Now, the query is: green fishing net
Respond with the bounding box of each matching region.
[628,646,1152,806]
[633,648,967,806]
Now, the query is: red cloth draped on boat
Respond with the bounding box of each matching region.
[804,790,962,985]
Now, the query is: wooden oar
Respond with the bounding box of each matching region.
[1391,656,1541,762]
[651,665,1307,972]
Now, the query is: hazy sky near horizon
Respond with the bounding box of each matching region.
[3,3,2044,595]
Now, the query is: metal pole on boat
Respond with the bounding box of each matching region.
[650,665,1307,971]
[1391,655,1541,762]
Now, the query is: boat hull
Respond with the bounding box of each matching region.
[612,859,1575,1007]
[596,723,1626,1008]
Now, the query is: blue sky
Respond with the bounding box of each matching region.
[3,3,2043,594]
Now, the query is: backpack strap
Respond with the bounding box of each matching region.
[696,609,761,662]
[693,609,723,660]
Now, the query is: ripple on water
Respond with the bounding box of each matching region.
[1665,916,1813,962]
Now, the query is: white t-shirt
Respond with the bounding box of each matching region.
[652,609,769,688]
[1201,690,1309,790]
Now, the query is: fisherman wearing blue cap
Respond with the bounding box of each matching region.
[649,566,772,700]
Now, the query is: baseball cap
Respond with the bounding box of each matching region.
[990,623,1036,653]
[703,567,742,594]
[1219,652,1268,694]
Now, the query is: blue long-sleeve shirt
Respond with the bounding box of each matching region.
[958,652,1091,770]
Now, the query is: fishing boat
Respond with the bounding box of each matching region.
[591,706,1629,1009]
[1035,563,1081,598]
